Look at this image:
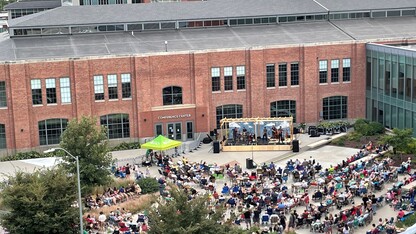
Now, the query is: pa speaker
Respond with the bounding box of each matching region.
[292,140,299,152]
[213,141,220,154]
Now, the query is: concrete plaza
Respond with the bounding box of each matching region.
[111,133,404,234]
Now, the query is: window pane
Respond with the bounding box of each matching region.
[290,63,299,86]
[0,81,7,107]
[322,96,348,120]
[266,64,275,87]
[101,114,130,139]
[270,100,296,122]
[237,66,246,90]
[46,78,57,104]
[278,63,287,87]
[60,78,71,103]
[121,73,132,98]
[211,67,220,92]
[108,74,118,100]
[94,75,104,100]
[216,104,243,128]
[319,60,328,83]
[224,67,233,91]
[163,86,182,105]
[38,119,68,145]
[0,124,6,149]
[31,79,42,105]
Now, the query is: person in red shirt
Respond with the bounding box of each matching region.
[397,209,405,220]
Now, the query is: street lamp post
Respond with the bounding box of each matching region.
[44,148,83,234]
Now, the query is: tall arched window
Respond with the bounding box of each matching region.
[38,118,68,145]
[0,124,6,149]
[100,114,130,139]
[163,86,182,105]
[216,104,243,128]
[270,100,296,123]
[322,96,348,120]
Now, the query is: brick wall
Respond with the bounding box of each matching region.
[0,41,367,151]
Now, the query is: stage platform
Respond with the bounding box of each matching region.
[222,144,292,151]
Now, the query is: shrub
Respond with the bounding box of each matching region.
[332,136,346,146]
[347,131,362,142]
[353,118,385,136]
[137,177,159,194]
[1,151,43,162]
[112,142,141,151]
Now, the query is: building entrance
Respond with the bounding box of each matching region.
[167,122,182,140]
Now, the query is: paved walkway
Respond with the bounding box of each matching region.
[112,133,405,234]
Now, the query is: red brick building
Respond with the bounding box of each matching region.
[0,0,415,153]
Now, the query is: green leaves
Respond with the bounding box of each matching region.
[137,177,159,194]
[147,185,244,234]
[353,118,385,136]
[59,116,113,194]
[382,128,414,154]
[0,168,78,234]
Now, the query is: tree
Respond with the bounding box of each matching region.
[0,168,78,234]
[382,128,414,154]
[59,116,113,194]
[147,185,246,234]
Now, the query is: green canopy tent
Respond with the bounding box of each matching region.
[141,135,182,151]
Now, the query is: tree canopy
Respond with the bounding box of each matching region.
[147,186,247,234]
[382,128,414,154]
[0,168,78,234]
[59,116,113,194]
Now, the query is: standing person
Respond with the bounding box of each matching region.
[324,216,332,234]
[125,163,131,178]
[279,212,286,231]
[371,194,378,215]
[244,209,252,230]
[263,127,268,142]
[362,194,369,208]
[288,211,296,231]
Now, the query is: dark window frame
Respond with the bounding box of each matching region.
[31,79,43,105]
[290,63,299,86]
[100,113,130,139]
[46,78,57,104]
[0,81,7,107]
[322,96,348,120]
[270,100,296,123]
[331,60,339,83]
[211,67,221,92]
[38,118,68,145]
[94,75,105,101]
[266,64,275,88]
[236,65,246,90]
[163,86,183,105]
[278,63,287,87]
[224,67,233,91]
[107,74,118,100]
[216,104,243,128]
[319,60,328,84]
[343,58,351,82]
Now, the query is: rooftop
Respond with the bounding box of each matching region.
[1,17,416,62]
[7,0,416,28]
[4,0,61,10]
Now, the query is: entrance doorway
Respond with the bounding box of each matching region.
[167,123,182,140]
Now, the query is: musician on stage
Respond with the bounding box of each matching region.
[277,126,283,144]
[262,127,268,142]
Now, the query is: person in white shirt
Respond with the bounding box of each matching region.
[98,211,106,230]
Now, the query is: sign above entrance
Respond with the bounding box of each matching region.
[157,114,192,120]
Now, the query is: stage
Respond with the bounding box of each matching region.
[219,117,294,152]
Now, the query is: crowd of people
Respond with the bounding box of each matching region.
[82,140,416,234]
